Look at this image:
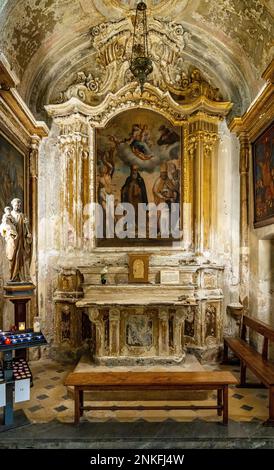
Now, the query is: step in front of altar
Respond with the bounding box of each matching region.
[66,354,208,401]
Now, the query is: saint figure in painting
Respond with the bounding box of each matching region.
[121,164,148,206]
[153,162,178,205]
[121,165,148,232]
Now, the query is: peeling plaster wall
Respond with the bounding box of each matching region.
[216,121,240,335]
[248,149,274,359]
[249,222,274,360]
[38,122,61,344]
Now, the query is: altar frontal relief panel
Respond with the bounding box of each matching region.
[96,109,182,246]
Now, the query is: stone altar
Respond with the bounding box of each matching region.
[53,256,224,365]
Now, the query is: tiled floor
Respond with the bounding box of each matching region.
[9,356,269,424]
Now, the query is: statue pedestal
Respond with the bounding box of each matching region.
[4,283,36,359]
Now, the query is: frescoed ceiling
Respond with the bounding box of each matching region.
[0,0,273,120]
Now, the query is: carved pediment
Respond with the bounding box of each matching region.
[55,16,223,109]
[55,17,192,105]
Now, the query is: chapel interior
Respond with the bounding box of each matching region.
[0,0,273,447]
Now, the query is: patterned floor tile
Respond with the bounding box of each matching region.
[241,404,254,411]
[232,393,244,400]
[11,358,270,424]
[28,405,43,412]
[36,394,49,400]
[54,405,69,412]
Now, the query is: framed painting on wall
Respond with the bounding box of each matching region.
[253,123,274,228]
[0,132,25,216]
[95,108,182,246]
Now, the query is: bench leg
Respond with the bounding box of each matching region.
[263,386,274,426]
[222,385,228,425]
[240,360,246,386]
[79,390,84,417]
[222,341,229,364]
[217,389,222,416]
[74,387,80,425]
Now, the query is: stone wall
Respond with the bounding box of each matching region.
[249,213,274,359]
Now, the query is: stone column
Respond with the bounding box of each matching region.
[159,308,169,356]
[57,115,90,251]
[188,113,219,254]
[109,308,120,356]
[88,307,105,357]
[183,123,194,249]
[239,132,250,308]
[29,136,41,326]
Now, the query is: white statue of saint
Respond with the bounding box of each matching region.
[0,198,32,282]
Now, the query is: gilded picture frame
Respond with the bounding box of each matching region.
[95,108,182,247]
[128,253,150,283]
[252,123,274,228]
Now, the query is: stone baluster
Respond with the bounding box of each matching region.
[109,308,120,356]
[173,308,185,356]
[88,307,105,357]
[159,308,169,356]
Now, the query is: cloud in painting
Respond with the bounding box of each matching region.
[116,141,180,173]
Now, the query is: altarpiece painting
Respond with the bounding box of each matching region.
[96,109,182,246]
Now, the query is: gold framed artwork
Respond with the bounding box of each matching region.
[252,122,274,228]
[95,108,182,247]
[128,253,150,283]
[0,131,27,216]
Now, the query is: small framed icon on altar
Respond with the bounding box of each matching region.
[18,322,26,331]
[128,254,150,283]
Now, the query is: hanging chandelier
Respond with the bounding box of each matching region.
[130,1,153,93]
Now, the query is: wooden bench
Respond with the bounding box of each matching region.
[65,371,237,425]
[223,314,274,426]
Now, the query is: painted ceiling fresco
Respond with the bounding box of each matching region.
[0,0,273,119]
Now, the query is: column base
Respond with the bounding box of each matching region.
[187,345,223,364]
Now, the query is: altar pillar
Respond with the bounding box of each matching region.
[188,113,220,254]
[88,308,105,357]
[159,308,169,356]
[109,308,120,356]
[173,308,185,356]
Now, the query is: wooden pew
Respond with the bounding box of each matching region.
[224,314,274,425]
[65,370,237,425]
